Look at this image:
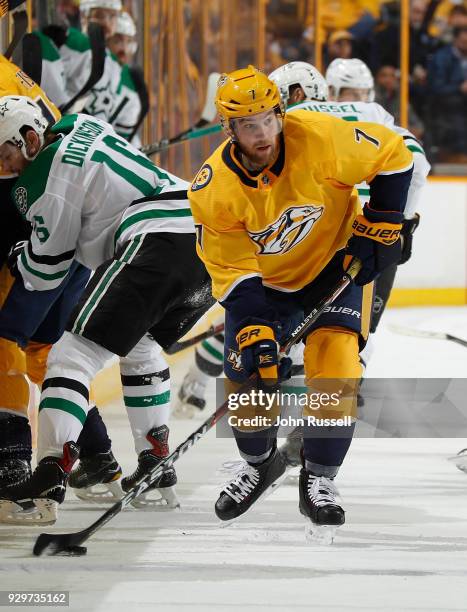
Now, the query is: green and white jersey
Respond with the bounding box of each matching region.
[59,28,122,121]
[289,100,430,217]
[33,31,68,109]
[12,114,192,291]
[109,64,142,146]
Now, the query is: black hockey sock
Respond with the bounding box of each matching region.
[77,405,112,458]
[370,262,397,333]
[302,422,355,475]
[0,412,32,463]
[233,426,278,464]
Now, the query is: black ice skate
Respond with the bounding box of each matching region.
[0,442,79,525]
[121,425,179,509]
[0,458,31,489]
[215,446,287,522]
[69,450,123,503]
[299,468,345,545]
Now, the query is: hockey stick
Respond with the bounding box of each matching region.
[32,258,361,556]
[388,323,467,349]
[60,22,106,114]
[127,66,150,142]
[22,33,42,85]
[140,72,220,156]
[140,124,222,157]
[165,322,225,355]
[4,9,27,59]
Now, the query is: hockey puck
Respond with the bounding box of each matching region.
[61,545,87,556]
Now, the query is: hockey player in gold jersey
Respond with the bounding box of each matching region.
[0,55,63,487]
[0,58,109,495]
[188,66,413,540]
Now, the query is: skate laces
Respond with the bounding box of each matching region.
[307,475,340,508]
[221,461,260,504]
[219,459,245,475]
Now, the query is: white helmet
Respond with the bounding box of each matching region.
[269,61,328,105]
[116,11,136,37]
[325,58,375,102]
[79,0,122,15]
[0,96,48,161]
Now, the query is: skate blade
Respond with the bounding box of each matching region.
[447,453,467,474]
[72,480,124,503]
[304,519,339,546]
[131,485,180,510]
[219,469,289,528]
[0,498,58,525]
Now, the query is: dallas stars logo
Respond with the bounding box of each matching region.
[0,102,9,117]
[14,186,28,215]
[86,86,113,116]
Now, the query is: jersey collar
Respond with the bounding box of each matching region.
[221,133,285,189]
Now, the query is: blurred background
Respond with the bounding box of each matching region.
[2,0,466,181]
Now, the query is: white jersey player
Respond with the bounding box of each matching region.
[107,12,145,145]
[32,31,69,109]
[281,59,430,217]
[0,96,213,524]
[13,114,191,289]
[59,0,122,121]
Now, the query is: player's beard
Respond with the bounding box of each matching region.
[238,135,280,172]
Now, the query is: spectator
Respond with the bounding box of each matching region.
[375,64,425,140]
[427,25,467,161]
[304,0,380,42]
[444,5,467,41]
[369,0,441,73]
[324,30,354,68]
[428,0,467,40]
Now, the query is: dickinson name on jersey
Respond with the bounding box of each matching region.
[12,114,193,291]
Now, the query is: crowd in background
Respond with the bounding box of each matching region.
[265,0,467,164]
[51,0,467,166]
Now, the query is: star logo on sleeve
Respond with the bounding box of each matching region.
[0,102,10,117]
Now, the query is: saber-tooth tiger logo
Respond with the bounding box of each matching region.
[248,205,324,255]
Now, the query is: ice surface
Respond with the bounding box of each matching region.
[1,307,467,611]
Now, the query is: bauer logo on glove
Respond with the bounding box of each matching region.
[345,210,403,286]
[351,215,401,245]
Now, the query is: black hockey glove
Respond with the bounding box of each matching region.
[399,214,420,265]
[7,240,27,279]
[236,319,292,388]
[345,208,402,286]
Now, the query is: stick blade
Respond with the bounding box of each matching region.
[33,531,86,557]
[387,323,447,341]
[200,72,220,122]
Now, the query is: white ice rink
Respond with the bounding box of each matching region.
[1,306,467,612]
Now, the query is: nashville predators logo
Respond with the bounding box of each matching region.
[248,205,324,255]
[191,164,213,191]
[227,348,243,372]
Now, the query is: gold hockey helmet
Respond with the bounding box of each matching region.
[215,65,284,136]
